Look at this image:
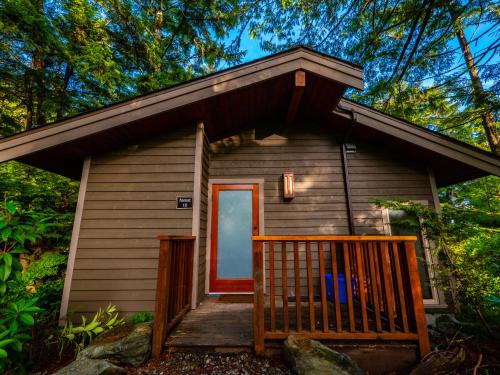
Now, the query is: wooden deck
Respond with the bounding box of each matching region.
[166,297,254,351]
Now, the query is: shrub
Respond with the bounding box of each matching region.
[128,311,154,324]
[0,298,43,372]
[59,304,125,354]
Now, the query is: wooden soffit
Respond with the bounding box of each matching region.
[0,47,363,173]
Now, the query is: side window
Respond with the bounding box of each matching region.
[387,209,435,301]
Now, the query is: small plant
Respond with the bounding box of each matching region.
[128,311,153,324]
[0,298,43,372]
[59,304,124,354]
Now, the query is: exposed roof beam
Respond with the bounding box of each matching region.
[286,71,306,126]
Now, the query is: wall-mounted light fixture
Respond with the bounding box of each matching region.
[283,170,295,200]
[344,143,357,153]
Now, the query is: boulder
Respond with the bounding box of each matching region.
[79,322,153,367]
[53,358,126,375]
[284,335,365,375]
[54,322,153,374]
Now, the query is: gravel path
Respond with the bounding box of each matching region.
[127,352,292,375]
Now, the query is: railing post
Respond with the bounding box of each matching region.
[404,240,431,357]
[152,238,172,357]
[253,240,265,355]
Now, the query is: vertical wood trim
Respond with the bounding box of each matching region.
[428,167,441,212]
[191,122,204,307]
[341,144,355,235]
[58,156,91,325]
[204,182,213,294]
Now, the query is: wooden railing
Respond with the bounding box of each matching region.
[152,235,195,357]
[252,236,430,357]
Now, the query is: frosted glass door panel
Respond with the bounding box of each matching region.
[217,190,253,279]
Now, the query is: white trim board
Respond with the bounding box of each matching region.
[190,122,204,308]
[58,157,91,325]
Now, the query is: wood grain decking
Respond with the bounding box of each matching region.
[166,297,253,350]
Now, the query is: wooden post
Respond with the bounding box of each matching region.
[253,240,265,355]
[405,241,431,357]
[152,238,172,357]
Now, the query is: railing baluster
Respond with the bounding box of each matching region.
[392,241,409,332]
[281,241,289,332]
[380,241,396,332]
[318,242,328,332]
[253,240,265,355]
[269,241,276,332]
[373,244,384,319]
[343,241,355,332]
[330,241,341,332]
[293,241,302,331]
[404,241,431,357]
[355,241,368,332]
[368,242,382,332]
[306,241,315,331]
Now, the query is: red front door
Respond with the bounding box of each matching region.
[209,184,259,293]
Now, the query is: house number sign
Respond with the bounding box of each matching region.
[176,196,193,209]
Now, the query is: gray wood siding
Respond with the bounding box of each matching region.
[68,127,196,316]
[209,126,434,297]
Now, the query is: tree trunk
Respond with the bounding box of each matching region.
[449,2,499,155]
[32,0,46,127]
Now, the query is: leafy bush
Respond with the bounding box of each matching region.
[374,198,500,332]
[0,298,43,372]
[128,312,154,324]
[59,304,124,354]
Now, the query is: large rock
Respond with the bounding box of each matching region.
[284,335,365,375]
[79,322,153,367]
[53,358,126,375]
[54,322,153,374]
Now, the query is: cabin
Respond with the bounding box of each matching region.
[1,47,499,373]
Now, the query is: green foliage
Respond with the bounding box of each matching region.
[59,305,124,354]
[450,233,500,322]
[0,298,43,372]
[0,162,78,251]
[128,311,154,325]
[374,195,500,330]
[0,201,47,303]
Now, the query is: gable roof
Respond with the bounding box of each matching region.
[0,46,498,186]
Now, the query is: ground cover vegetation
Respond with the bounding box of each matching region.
[0,0,498,373]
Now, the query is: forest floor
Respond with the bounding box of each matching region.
[126,351,291,375]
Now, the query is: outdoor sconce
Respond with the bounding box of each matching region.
[344,143,357,153]
[283,171,295,200]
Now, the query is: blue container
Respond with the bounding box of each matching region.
[325,273,354,304]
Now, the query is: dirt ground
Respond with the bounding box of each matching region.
[126,351,291,375]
